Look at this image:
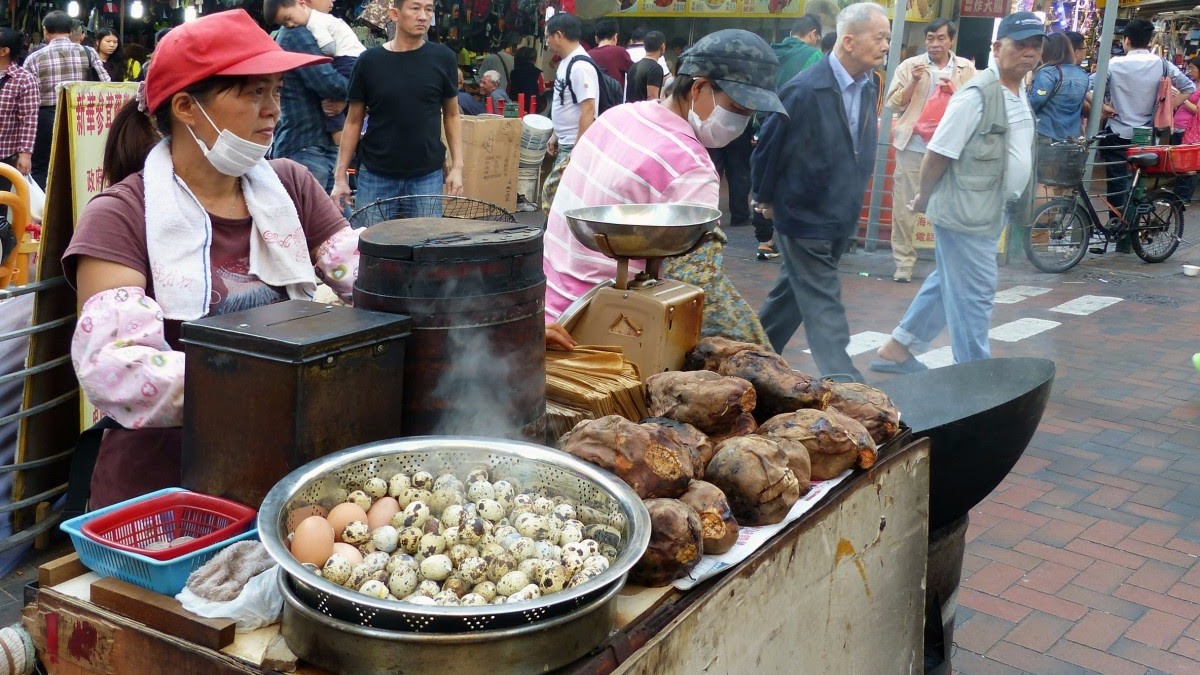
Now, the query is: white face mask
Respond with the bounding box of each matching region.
[688,87,751,148]
[186,102,270,177]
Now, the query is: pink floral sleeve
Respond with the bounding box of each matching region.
[71,287,185,429]
[313,227,360,304]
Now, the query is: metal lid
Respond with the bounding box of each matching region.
[358,218,543,262]
[179,300,411,362]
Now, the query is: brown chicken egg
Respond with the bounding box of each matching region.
[332,542,364,567]
[328,503,369,541]
[290,516,335,566]
[367,497,400,529]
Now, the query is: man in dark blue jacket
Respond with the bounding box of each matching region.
[273,25,349,192]
[750,2,890,381]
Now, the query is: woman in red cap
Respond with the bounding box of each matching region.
[62,10,362,508]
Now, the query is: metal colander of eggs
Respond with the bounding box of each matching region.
[286,467,626,607]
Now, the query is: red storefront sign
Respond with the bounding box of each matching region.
[960,0,1007,18]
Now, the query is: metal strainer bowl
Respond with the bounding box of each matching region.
[258,436,650,633]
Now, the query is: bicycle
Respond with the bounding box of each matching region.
[1022,134,1186,273]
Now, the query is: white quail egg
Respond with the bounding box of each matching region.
[419,554,453,581]
[497,570,531,596]
[460,593,488,606]
[416,579,441,597]
[362,551,390,572]
[371,526,399,553]
[467,481,495,503]
[459,556,489,585]
[405,594,436,606]
[359,579,389,599]
[387,567,418,596]
[322,554,352,585]
[533,540,557,560]
[433,473,463,492]
[387,473,411,498]
[411,471,434,490]
[495,529,521,551]
[419,533,446,557]
[341,521,370,545]
[477,499,505,523]
[363,477,388,499]
[442,504,466,529]
[473,581,498,601]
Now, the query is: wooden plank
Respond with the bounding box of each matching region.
[89,577,236,651]
[39,553,88,588]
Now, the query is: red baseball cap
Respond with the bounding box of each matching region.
[145,9,330,114]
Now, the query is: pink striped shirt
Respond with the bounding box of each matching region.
[543,101,719,320]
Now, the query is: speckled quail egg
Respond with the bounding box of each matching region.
[363,477,388,499]
[322,555,352,585]
[411,471,434,490]
[467,481,495,503]
[513,493,534,508]
[517,515,552,540]
[477,499,505,523]
[487,552,519,582]
[459,517,489,545]
[460,593,488,606]
[552,504,577,523]
[480,542,507,561]
[568,571,597,589]
[346,564,374,589]
[341,521,370,545]
[505,536,535,559]
[441,504,466,529]
[493,480,516,503]
[301,562,323,578]
[443,577,472,598]
[459,556,489,584]
[429,488,463,514]
[419,533,446,557]
[600,545,618,563]
[433,473,464,492]
[473,581,498,602]
[508,584,542,602]
[357,541,377,556]
[448,544,479,566]
[359,579,389,599]
[532,497,555,516]
[497,570,531,596]
[397,526,424,554]
[422,517,441,535]
[371,525,399,553]
[361,551,390,573]
[517,558,542,577]
[494,529,521,551]
[398,501,431,529]
[492,595,508,605]
[388,473,411,498]
[583,555,610,574]
[401,488,432,507]
[559,525,583,546]
[538,563,570,593]
[416,579,442,597]
[387,566,419,597]
[433,590,460,606]
[442,526,461,547]
[342,490,369,512]
[466,467,490,484]
[586,525,622,549]
[405,594,436,606]
[419,554,453,581]
[579,539,601,557]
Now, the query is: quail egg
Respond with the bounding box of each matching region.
[359,580,389,599]
[419,554,453,581]
[387,567,418,597]
[387,473,411,498]
[371,525,400,553]
[363,477,388,499]
[411,471,434,490]
[341,521,370,545]
[322,554,352,585]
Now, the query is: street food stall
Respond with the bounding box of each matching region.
[6,198,1053,675]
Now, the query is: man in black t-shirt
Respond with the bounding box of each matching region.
[625,31,665,103]
[330,0,462,225]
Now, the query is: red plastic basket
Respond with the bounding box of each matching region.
[81,490,256,561]
[1127,145,1200,174]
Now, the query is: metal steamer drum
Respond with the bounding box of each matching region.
[558,204,722,378]
[258,437,650,635]
[354,218,547,439]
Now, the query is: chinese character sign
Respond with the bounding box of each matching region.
[960,0,1007,18]
[64,82,137,224]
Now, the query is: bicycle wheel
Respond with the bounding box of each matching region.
[1131,190,1183,263]
[1023,197,1091,273]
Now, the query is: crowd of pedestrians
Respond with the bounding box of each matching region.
[5,3,1190,386]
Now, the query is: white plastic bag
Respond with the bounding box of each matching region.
[176,566,283,632]
[24,176,44,224]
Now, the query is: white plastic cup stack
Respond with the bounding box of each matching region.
[0,624,34,675]
[519,115,554,167]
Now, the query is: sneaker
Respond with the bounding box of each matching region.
[757,242,780,260]
[893,267,912,283]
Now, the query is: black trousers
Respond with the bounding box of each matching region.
[31,106,57,190]
[758,234,863,382]
[708,125,753,225]
[1098,131,1131,211]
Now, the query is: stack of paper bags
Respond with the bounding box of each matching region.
[545,346,648,443]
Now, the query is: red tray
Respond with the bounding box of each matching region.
[81,490,256,561]
[1127,145,1200,174]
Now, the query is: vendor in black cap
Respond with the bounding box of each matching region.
[542,29,785,347]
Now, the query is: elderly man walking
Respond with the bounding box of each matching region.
[871,13,1043,373]
[751,3,890,382]
[885,18,976,283]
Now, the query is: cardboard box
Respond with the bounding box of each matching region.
[454,115,521,212]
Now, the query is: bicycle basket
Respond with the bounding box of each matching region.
[1038,142,1089,188]
[349,195,517,229]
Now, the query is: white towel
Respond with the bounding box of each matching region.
[143,140,317,321]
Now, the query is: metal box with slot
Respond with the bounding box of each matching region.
[180,300,411,507]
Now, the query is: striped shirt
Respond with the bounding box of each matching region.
[543,101,719,320]
[0,64,39,157]
[23,37,111,107]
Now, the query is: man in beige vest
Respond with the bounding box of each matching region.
[885,18,975,282]
[871,14,1042,373]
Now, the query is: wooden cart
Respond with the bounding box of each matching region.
[21,440,930,675]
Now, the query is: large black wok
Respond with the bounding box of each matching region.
[878,357,1055,531]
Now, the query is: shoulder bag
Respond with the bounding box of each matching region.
[1152,59,1174,132]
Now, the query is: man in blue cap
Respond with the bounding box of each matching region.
[872,12,1044,373]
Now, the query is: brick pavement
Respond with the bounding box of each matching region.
[720,218,1200,674]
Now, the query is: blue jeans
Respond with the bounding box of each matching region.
[891,224,1001,365]
[354,167,444,227]
[282,145,338,193]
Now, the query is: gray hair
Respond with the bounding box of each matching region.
[482,70,502,84]
[836,2,887,38]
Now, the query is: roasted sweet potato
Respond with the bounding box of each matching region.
[683,336,761,372]
[717,351,831,422]
[705,436,802,526]
[631,498,704,587]
[826,382,900,445]
[561,416,693,499]
[708,413,758,446]
[646,370,756,436]
[758,408,877,480]
[640,417,714,479]
[679,480,739,555]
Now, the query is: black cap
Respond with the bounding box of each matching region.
[997,12,1045,42]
